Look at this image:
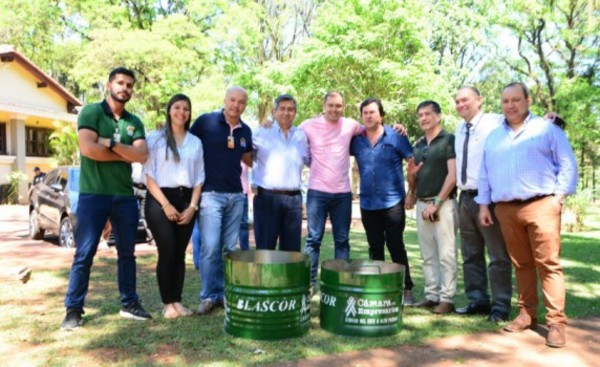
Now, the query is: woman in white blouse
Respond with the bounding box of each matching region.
[144,94,204,318]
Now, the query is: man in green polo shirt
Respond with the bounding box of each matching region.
[405,100,458,315]
[61,67,151,331]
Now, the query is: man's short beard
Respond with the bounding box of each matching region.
[110,90,131,103]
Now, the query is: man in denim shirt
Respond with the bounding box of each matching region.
[350,98,415,305]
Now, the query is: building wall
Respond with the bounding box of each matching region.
[0,53,80,202]
[0,60,68,112]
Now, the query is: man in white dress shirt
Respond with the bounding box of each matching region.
[252,94,309,251]
[453,86,512,323]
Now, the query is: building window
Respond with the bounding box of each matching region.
[26,127,53,157]
[0,123,6,154]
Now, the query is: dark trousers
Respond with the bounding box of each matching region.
[360,200,413,290]
[253,188,302,252]
[145,187,195,304]
[459,191,512,315]
[65,194,139,309]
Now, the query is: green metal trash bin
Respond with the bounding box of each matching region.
[224,250,311,340]
[319,259,404,337]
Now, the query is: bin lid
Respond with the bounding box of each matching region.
[225,249,307,264]
[322,260,404,275]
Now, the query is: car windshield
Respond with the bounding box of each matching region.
[67,167,81,214]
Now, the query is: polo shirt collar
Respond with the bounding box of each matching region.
[101,99,131,119]
[415,128,448,147]
[220,109,244,128]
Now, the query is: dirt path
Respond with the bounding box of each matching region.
[271,316,599,367]
[1,205,597,367]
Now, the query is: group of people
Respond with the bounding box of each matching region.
[402,84,577,349]
[60,66,577,349]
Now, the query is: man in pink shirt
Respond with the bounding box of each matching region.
[300,91,363,287]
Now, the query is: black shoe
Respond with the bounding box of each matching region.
[488,311,509,323]
[61,308,84,331]
[455,303,491,315]
[120,300,152,320]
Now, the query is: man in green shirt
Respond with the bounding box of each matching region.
[406,100,458,315]
[61,67,151,331]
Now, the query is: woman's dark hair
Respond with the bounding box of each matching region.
[164,94,192,162]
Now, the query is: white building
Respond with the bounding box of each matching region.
[0,45,82,203]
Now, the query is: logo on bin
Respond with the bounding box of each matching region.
[345,297,357,317]
[300,294,310,316]
[341,297,400,325]
[236,298,298,312]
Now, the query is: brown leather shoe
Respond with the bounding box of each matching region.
[546,324,566,348]
[503,310,537,332]
[412,299,439,308]
[432,302,455,314]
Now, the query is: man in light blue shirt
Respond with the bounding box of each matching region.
[252,94,309,251]
[476,82,578,348]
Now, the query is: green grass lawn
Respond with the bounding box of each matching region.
[1,210,599,366]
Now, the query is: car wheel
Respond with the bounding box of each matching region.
[29,210,44,240]
[59,217,76,248]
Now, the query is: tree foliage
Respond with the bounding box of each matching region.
[49,121,80,166]
[1,0,598,193]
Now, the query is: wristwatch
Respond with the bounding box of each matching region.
[109,138,116,150]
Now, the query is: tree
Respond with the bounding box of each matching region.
[284,0,448,134]
[498,0,600,192]
[49,121,80,166]
[208,0,320,122]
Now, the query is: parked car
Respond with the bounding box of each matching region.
[28,166,150,248]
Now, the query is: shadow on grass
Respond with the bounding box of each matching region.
[5,223,599,366]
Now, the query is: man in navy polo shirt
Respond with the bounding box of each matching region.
[189,86,253,315]
[350,98,415,305]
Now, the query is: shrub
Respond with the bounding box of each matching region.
[4,171,28,204]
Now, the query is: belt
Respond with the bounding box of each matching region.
[502,194,551,205]
[417,194,456,202]
[257,187,301,196]
[461,189,478,196]
[162,186,193,192]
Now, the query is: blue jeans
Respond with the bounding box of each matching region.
[238,195,249,250]
[192,194,248,270]
[192,221,201,270]
[198,191,245,302]
[304,189,352,284]
[65,194,139,309]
